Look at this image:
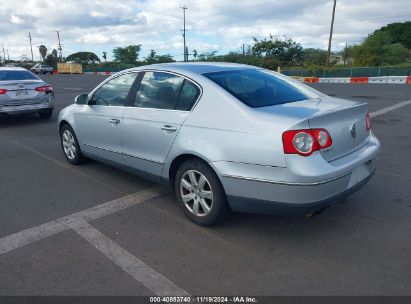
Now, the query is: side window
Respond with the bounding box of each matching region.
[134,72,184,110]
[90,73,138,106]
[176,81,200,111]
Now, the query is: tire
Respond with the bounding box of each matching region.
[175,159,230,226]
[38,109,53,119]
[60,124,85,165]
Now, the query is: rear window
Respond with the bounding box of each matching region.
[0,70,38,81]
[204,69,318,108]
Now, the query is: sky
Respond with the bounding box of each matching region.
[0,0,410,62]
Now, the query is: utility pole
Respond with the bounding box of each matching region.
[326,0,337,66]
[56,30,63,61]
[343,41,347,66]
[242,43,245,56]
[1,44,5,66]
[180,5,188,62]
[29,32,34,62]
[7,49,9,62]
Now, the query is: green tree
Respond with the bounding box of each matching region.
[113,45,141,64]
[44,49,58,66]
[349,30,409,66]
[303,48,327,66]
[102,51,107,62]
[374,21,411,49]
[38,45,47,61]
[143,51,175,64]
[252,35,304,66]
[65,52,101,64]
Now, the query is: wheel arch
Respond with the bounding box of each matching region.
[59,119,70,132]
[167,153,222,189]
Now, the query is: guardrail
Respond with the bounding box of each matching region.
[292,76,411,84]
[283,66,411,78]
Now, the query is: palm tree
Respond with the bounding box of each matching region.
[38,45,47,62]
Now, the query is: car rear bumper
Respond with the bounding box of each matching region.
[214,132,380,215]
[226,169,375,215]
[0,96,54,114]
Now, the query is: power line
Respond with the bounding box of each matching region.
[189,13,411,31]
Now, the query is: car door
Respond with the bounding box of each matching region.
[122,71,200,177]
[74,72,139,164]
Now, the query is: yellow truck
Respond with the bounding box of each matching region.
[57,63,82,74]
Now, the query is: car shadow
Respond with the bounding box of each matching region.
[0,113,56,128]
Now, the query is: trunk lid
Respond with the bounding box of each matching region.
[0,80,45,100]
[307,101,369,162]
[255,96,370,162]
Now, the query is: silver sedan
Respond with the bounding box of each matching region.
[58,63,380,226]
[0,67,54,118]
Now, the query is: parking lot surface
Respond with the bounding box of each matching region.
[0,75,410,296]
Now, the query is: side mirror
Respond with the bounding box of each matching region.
[75,93,88,105]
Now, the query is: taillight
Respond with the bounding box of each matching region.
[366,112,372,131]
[282,129,332,156]
[0,88,7,95]
[35,85,53,93]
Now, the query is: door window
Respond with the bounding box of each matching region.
[175,80,200,111]
[134,72,184,110]
[90,73,138,106]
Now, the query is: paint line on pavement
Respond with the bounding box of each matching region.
[370,99,411,118]
[73,219,190,296]
[0,186,168,255]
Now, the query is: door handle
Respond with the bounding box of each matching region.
[109,118,120,124]
[161,125,177,132]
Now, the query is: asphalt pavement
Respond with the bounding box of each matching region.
[0,75,410,296]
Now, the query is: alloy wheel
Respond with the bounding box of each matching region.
[180,170,213,217]
[62,130,76,160]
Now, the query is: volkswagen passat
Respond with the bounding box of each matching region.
[58,63,380,226]
[0,67,54,118]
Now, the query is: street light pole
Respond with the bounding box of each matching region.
[326,0,337,66]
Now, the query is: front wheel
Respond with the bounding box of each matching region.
[60,124,85,165]
[175,159,230,226]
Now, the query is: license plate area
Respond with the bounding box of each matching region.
[15,89,29,97]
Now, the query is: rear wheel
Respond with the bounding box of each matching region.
[38,109,53,119]
[175,159,230,226]
[60,124,85,165]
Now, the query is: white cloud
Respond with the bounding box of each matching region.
[0,0,409,61]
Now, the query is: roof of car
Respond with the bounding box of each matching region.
[130,62,259,75]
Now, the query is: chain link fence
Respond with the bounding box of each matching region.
[83,64,136,73]
[282,66,411,78]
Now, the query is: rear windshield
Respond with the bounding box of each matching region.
[0,70,39,81]
[204,69,318,108]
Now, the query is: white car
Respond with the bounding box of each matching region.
[0,67,54,118]
[58,62,380,226]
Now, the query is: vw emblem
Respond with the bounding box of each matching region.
[349,123,356,138]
